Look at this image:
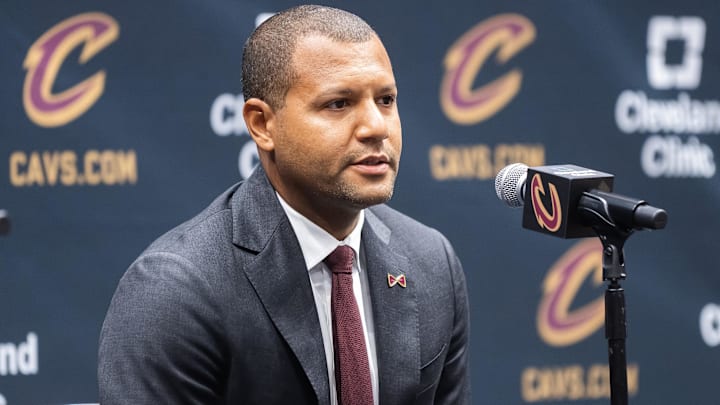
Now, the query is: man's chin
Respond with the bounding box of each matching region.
[346,189,394,209]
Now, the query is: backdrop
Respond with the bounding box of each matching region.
[1,0,719,403]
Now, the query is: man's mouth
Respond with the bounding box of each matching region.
[354,154,390,165]
[352,154,392,174]
[357,156,387,165]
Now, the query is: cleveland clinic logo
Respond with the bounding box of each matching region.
[614,15,716,178]
[440,14,535,125]
[646,16,705,90]
[537,239,605,346]
[23,12,119,127]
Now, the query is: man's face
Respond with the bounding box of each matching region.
[268,34,402,220]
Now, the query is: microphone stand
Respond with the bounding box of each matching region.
[578,193,641,405]
[595,225,630,405]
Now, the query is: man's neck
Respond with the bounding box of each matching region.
[276,192,364,241]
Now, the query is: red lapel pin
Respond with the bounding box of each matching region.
[387,273,406,288]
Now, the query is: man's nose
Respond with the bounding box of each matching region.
[355,100,389,142]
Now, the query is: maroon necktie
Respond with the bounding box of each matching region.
[324,245,374,405]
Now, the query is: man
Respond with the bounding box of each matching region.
[98,5,470,404]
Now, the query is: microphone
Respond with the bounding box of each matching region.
[495,163,667,238]
[0,209,9,235]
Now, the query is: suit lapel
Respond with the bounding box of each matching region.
[232,167,330,405]
[363,210,420,404]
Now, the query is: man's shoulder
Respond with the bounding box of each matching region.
[143,182,243,257]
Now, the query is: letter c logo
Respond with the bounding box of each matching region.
[440,14,535,125]
[530,173,562,232]
[537,239,605,347]
[23,12,119,127]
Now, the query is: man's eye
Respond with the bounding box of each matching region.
[378,95,396,106]
[327,100,348,109]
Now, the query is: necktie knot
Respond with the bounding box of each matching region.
[324,245,354,274]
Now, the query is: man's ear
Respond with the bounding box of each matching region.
[243,98,276,152]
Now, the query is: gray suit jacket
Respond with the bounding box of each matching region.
[98,166,470,404]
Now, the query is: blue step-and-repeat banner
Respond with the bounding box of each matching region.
[1,0,719,403]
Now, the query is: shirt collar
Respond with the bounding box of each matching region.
[276,192,364,271]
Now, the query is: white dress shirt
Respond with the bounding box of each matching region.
[277,193,379,405]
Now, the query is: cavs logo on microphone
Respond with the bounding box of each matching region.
[537,239,605,347]
[440,14,535,125]
[23,12,119,127]
[529,173,562,232]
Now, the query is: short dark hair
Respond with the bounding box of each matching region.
[241,5,377,109]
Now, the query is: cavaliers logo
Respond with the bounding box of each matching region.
[23,12,119,127]
[537,239,605,346]
[529,173,562,232]
[440,14,535,125]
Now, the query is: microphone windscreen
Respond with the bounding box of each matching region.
[495,163,528,207]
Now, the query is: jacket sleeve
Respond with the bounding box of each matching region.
[98,251,228,405]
